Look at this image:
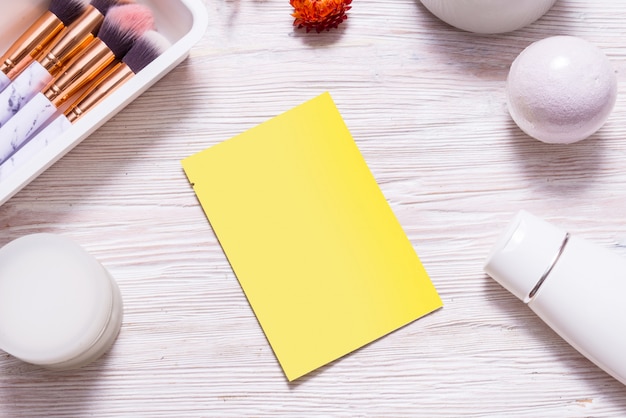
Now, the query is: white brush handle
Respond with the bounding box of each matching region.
[0,61,52,126]
[0,114,71,182]
[0,71,9,93]
[0,92,56,164]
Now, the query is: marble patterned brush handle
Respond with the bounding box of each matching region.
[0,71,10,93]
[0,91,56,164]
[0,114,71,182]
[0,61,52,126]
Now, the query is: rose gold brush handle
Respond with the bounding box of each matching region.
[0,6,108,127]
[0,38,115,164]
[44,38,115,108]
[32,5,104,77]
[65,62,134,123]
[0,61,136,181]
[0,12,64,84]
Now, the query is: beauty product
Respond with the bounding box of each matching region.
[484,210,626,385]
[420,0,556,34]
[0,30,170,181]
[0,4,154,164]
[0,233,123,370]
[0,0,208,207]
[506,36,617,144]
[0,0,89,92]
[63,30,169,123]
[0,0,127,126]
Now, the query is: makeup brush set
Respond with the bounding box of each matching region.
[0,0,208,206]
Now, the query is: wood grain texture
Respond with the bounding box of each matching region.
[2,0,626,416]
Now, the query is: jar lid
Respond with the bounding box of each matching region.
[484,210,568,302]
[0,233,113,366]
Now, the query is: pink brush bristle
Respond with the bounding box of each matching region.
[48,0,91,25]
[97,4,155,58]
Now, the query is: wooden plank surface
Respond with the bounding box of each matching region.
[2,0,626,416]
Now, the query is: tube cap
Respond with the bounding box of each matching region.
[484,210,568,302]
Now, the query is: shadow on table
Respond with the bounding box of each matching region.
[505,118,609,196]
[0,350,115,417]
[289,21,350,47]
[411,0,588,82]
[483,277,626,407]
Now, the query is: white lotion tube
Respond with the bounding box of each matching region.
[0,61,52,126]
[484,210,626,385]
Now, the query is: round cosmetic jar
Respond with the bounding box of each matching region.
[420,0,557,34]
[0,233,123,370]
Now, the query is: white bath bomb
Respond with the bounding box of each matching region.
[420,0,556,34]
[506,36,617,144]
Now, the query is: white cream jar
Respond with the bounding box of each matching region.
[0,233,123,370]
[420,0,557,34]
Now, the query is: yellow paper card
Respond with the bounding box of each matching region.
[182,92,442,381]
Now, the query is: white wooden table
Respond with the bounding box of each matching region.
[2,0,626,416]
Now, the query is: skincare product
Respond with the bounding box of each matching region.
[0,233,123,370]
[484,210,626,385]
[420,0,556,34]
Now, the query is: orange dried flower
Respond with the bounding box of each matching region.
[290,0,352,33]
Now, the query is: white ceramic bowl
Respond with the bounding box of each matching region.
[420,0,557,34]
[0,0,209,206]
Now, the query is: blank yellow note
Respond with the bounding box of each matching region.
[182,92,442,381]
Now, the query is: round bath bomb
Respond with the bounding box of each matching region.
[506,36,617,144]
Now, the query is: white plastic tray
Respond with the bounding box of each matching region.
[0,0,208,206]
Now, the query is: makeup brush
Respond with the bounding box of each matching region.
[36,0,136,76]
[0,4,154,164]
[0,0,90,92]
[65,30,170,122]
[0,0,130,126]
[0,31,170,182]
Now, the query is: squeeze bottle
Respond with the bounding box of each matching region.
[484,210,626,385]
